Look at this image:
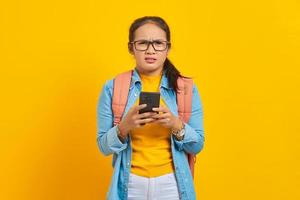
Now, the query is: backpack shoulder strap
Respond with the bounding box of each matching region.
[112,70,133,126]
[176,77,194,123]
[176,76,196,179]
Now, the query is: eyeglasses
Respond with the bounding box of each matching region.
[129,39,170,51]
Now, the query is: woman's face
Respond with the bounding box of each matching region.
[130,23,170,76]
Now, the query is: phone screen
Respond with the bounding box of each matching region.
[138,92,160,114]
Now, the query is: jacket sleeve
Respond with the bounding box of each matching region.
[96,79,129,156]
[173,83,205,154]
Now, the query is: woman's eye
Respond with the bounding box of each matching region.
[137,41,147,45]
[154,41,163,45]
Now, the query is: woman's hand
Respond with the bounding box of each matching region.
[151,106,183,131]
[118,104,156,138]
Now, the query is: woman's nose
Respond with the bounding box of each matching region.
[146,43,156,54]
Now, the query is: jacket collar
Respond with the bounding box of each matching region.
[131,67,171,90]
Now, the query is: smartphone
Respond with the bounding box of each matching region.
[138,92,160,114]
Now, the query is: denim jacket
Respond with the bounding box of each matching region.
[96,67,205,200]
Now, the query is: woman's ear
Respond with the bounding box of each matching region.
[128,43,134,55]
[166,43,171,56]
[166,48,170,56]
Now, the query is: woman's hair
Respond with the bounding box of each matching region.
[128,16,189,93]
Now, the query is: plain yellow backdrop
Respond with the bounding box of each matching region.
[1,0,299,199]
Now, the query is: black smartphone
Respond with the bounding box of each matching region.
[138,92,160,114]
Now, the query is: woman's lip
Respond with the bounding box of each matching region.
[145,58,157,63]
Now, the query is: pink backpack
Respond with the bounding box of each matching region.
[112,70,196,179]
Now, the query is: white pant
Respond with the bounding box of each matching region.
[127,172,181,200]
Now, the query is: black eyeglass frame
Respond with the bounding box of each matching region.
[129,40,171,51]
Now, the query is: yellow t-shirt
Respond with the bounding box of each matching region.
[130,72,175,177]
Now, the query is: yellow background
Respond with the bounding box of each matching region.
[1,0,299,199]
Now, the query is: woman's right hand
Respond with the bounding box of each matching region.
[118,104,156,138]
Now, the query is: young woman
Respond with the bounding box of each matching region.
[97,16,205,200]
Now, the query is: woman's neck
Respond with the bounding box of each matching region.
[136,67,163,77]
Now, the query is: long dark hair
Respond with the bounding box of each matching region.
[128,16,190,93]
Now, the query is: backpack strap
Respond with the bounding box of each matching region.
[112,70,133,126]
[176,77,196,179]
[176,77,193,122]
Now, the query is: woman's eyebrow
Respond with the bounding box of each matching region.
[134,38,166,41]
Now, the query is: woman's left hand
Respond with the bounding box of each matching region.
[151,106,183,131]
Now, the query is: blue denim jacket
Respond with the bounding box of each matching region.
[96,67,205,200]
